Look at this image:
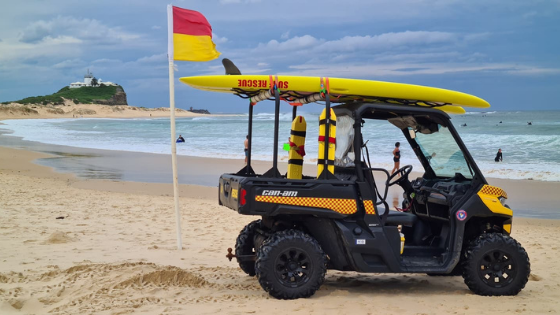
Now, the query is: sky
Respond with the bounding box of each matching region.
[0,0,559,113]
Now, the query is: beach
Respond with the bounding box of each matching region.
[1,109,560,314]
[1,146,560,314]
[0,102,206,119]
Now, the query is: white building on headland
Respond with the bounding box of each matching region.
[69,69,118,89]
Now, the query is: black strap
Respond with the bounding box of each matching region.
[319,118,337,126]
[290,130,306,137]
[317,159,335,165]
[288,159,304,165]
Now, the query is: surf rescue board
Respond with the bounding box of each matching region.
[179,75,490,114]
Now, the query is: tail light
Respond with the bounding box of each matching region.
[240,188,247,206]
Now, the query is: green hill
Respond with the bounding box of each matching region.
[3,85,127,105]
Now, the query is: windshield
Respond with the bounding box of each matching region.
[413,125,473,179]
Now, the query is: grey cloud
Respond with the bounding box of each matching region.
[252,31,456,56]
[19,21,52,43]
[19,16,140,45]
[53,59,86,69]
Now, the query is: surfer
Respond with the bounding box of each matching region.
[494,149,503,162]
[391,142,401,175]
[461,123,467,127]
[177,135,185,142]
[244,135,249,164]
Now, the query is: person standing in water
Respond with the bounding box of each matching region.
[244,135,249,164]
[495,148,503,162]
[391,142,401,175]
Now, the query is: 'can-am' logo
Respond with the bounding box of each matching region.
[261,190,298,197]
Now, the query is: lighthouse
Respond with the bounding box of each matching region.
[69,70,118,88]
[84,69,94,86]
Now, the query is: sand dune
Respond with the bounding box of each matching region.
[0,101,205,120]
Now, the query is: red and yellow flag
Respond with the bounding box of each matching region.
[171,6,221,62]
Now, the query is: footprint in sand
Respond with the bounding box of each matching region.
[42,231,76,244]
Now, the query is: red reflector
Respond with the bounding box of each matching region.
[240,188,247,206]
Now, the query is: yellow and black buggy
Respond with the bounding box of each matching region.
[181,59,530,300]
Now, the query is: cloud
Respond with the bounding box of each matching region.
[220,0,262,3]
[53,58,86,69]
[280,31,290,40]
[212,33,228,44]
[255,35,323,52]
[251,31,457,56]
[135,53,167,64]
[19,16,140,45]
[151,25,162,30]
[283,62,560,77]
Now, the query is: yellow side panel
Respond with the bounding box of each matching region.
[179,75,490,109]
[477,185,512,216]
[503,223,512,234]
[287,116,307,180]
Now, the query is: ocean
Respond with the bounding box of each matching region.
[2,110,559,182]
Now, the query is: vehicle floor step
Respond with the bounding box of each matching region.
[401,256,443,267]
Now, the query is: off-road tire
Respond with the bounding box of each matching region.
[462,233,530,296]
[235,219,261,276]
[255,229,327,299]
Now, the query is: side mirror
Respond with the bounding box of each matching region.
[408,129,416,139]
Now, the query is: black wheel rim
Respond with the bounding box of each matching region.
[478,249,517,288]
[274,248,312,288]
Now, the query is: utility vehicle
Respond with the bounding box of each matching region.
[181,61,530,300]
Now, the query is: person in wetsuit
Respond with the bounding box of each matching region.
[391,142,401,175]
[495,148,503,162]
[177,135,185,142]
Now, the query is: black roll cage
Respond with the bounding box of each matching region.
[238,92,487,186]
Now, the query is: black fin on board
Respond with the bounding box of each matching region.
[222,58,242,75]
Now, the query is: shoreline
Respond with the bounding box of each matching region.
[1,114,559,219]
[1,135,560,219]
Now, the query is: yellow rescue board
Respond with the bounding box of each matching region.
[179,75,490,113]
[287,116,306,180]
[318,108,336,177]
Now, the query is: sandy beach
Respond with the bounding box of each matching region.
[1,109,560,314]
[1,143,560,314]
[0,102,207,119]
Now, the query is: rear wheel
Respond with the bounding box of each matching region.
[234,219,261,276]
[255,229,327,299]
[462,233,530,296]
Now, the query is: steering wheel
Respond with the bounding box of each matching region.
[387,165,413,186]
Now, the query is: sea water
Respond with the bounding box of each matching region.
[2,110,559,181]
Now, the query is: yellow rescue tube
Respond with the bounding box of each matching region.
[318,108,337,177]
[287,116,307,179]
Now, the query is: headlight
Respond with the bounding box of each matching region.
[498,196,507,206]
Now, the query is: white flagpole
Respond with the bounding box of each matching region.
[167,4,182,250]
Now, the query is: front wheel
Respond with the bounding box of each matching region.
[462,233,530,296]
[255,229,327,299]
